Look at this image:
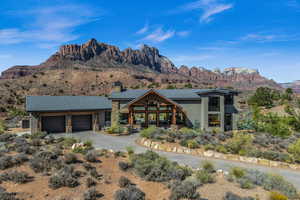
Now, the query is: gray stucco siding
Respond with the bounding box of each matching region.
[175,100,202,128]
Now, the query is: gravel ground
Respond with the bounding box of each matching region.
[53,131,300,189]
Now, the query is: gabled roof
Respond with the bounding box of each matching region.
[26,96,112,112]
[110,89,238,100]
[123,89,184,110]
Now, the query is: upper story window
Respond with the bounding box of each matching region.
[225,95,234,105]
[208,96,220,112]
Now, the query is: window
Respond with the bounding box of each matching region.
[208,114,220,127]
[209,97,220,112]
[120,113,128,124]
[225,95,234,105]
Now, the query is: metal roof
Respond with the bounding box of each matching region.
[110,89,237,100]
[26,96,112,112]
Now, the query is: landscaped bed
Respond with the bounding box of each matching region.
[139,126,300,165]
[0,132,298,199]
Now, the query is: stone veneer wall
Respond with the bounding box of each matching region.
[111,101,120,127]
[137,138,300,171]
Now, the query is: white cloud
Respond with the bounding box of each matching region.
[0,4,103,48]
[180,0,233,23]
[142,28,175,43]
[136,24,149,34]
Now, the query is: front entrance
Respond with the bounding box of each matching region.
[126,90,186,128]
[225,114,232,131]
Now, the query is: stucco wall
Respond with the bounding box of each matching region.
[174,100,202,128]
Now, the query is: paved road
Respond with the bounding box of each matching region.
[54,131,300,189]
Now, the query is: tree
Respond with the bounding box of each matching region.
[248,87,278,108]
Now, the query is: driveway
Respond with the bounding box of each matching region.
[54,131,300,189]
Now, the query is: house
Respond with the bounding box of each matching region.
[26,82,239,134]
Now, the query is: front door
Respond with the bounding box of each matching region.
[148,113,157,126]
[225,114,232,132]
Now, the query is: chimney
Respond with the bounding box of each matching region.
[112,81,123,93]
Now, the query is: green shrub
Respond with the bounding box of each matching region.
[226,133,253,154]
[196,170,216,184]
[140,126,157,138]
[186,140,199,149]
[130,151,191,182]
[204,144,215,151]
[230,167,245,179]
[248,87,279,108]
[107,125,125,134]
[288,139,300,162]
[216,145,228,154]
[179,127,197,135]
[0,120,6,134]
[169,180,201,200]
[62,137,79,148]
[201,161,215,173]
[269,191,288,200]
[126,146,135,155]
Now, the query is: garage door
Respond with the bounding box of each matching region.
[72,115,92,132]
[42,116,65,133]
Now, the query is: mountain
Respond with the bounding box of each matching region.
[1,39,280,89]
[280,80,300,93]
[0,39,281,113]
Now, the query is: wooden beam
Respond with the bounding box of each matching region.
[172,106,176,125]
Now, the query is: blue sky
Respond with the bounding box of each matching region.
[0,0,300,83]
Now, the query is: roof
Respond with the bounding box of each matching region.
[110,89,238,100]
[26,96,112,112]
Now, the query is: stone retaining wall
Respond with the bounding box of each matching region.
[137,138,300,171]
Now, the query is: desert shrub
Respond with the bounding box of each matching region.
[83,188,103,200]
[0,133,16,142]
[107,125,125,134]
[89,168,102,180]
[85,151,99,163]
[179,127,198,135]
[16,144,35,155]
[186,140,199,149]
[226,133,253,155]
[216,145,228,153]
[262,174,298,198]
[223,192,255,200]
[0,120,6,134]
[86,177,97,188]
[0,186,18,200]
[126,146,135,155]
[83,163,96,171]
[288,139,300,163]
[203,144,215,151]
[30,138,42,146]
[130,151,191,182]
[64,153,78,164]
[201,161,215,173]
[140,126,165,140]
[230,167,245,179]
[114,185,145,200]
[118,176,132,188]
[49,165,80,189]
[0,156,14,170]
[228,169,298,199]
[0,171,33,184]
[118,161,131,171]
[62,137,78,147]
[269,191,288,200]
[237,178,255,189]
[12,153,28,165]
[196,170,216,184]
[169,180,201,200]
[114,151,126,158]
[29,132,47,139]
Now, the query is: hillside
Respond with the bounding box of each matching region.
[281,80,300,93]
[0,39,282,113]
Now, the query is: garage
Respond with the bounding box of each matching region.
[72,115,92,132]
[41,116,65,133]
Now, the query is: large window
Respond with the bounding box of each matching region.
[105,111,111,122]
[209,96,220,112]
[208,114,220,127]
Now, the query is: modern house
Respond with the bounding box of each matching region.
[26,82,239,134]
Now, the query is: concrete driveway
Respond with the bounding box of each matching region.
[53,131,300,189]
